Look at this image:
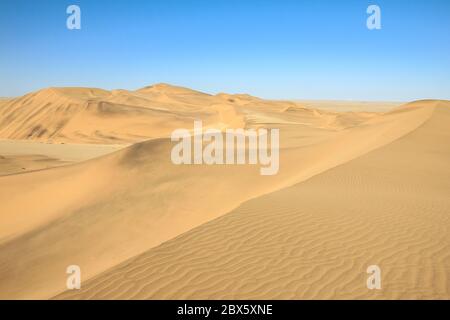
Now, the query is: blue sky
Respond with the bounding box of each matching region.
[0,0,449,100]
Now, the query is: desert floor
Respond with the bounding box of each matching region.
[0,84,448,299]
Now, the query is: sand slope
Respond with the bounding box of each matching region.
[0,99,433,299]
[56,100,450,300]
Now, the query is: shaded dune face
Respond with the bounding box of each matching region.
[0,84,448,300]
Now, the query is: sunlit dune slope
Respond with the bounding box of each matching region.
[56,100,450,300]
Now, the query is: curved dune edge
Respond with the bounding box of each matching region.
[56,100,450,300]
[0,101,436,299]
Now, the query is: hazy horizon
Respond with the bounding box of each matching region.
[0,82,411,103]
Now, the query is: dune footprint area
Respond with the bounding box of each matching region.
[0,84,448,300]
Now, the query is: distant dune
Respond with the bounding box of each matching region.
[0,84,264,144]
[0,84,448,299]
[298,100,403,112]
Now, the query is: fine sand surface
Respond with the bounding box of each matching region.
[0,84,448,300]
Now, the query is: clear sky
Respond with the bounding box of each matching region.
[1,0,449,100]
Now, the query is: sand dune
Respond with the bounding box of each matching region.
[56,100,450,300]
[0,84,247,144]
[0,84,448,300]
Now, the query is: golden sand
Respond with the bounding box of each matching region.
[0,85,448,299]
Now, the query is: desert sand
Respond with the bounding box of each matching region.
[298,100,403,112]
[0,140,123,175]
[0,84,448,299]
